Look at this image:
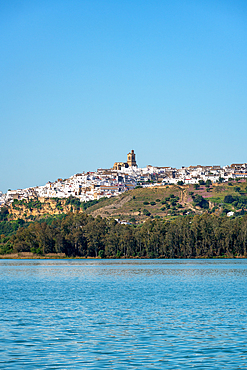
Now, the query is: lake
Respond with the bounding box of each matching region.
[0,259,247,369]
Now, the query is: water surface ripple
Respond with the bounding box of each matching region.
[0,259,247,369]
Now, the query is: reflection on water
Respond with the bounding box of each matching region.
[0,259,247,369]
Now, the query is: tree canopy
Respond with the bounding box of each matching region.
[1,212,247,259]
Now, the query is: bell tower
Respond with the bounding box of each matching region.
[127,150,137,167]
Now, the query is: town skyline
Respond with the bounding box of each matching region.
[1,149,247,207]
[2,148,247,194]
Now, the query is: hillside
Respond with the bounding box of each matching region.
[87,180,247,223]
[1,179,247,224]
[86,179,247,222]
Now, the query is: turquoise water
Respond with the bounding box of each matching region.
[0,259,247,369]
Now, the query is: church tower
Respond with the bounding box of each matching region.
[127,150,137,167]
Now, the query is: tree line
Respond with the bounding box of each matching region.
[1,212,247,258]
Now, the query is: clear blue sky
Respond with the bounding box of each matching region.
[1,0,247,192]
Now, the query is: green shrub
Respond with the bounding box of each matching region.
[98,250,105,258]
[143,209,151,216]
[0,207,9,221]
[129,217,136,223]
[224,195,234,204]
[193,195,209,209]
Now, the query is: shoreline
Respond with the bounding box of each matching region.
[0,253,246,260]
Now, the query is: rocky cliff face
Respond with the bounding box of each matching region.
[7,197,84,220]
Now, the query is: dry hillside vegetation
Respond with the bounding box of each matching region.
[3,180,247,223]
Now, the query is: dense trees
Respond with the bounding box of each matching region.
[1,212,247,258]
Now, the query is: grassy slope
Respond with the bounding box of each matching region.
[86,180,247,222]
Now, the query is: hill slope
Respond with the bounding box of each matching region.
[86,180,247,222]
[1,179,247,223]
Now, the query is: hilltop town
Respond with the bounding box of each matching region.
[1,150,247,207]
